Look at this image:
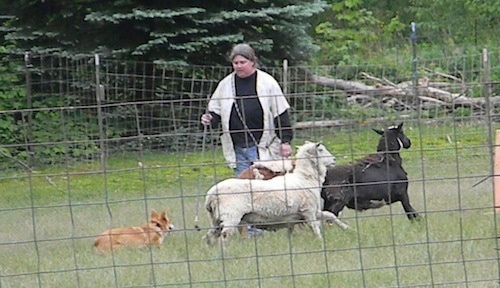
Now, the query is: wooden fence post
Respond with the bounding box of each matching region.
[481,48,498,212]
[283,58,288,96]
[495,130,500,212]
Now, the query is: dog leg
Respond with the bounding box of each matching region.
[252,168,265,180]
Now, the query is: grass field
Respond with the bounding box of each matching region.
[1,122,500,287]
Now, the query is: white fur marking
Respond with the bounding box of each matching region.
[396,137,403,150]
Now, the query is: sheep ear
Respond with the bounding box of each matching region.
[373,128,384,135]
[316,141,322,147]
[304,140,312,144]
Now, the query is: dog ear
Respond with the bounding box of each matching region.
[150,209,159,218]
[160,210,167,219]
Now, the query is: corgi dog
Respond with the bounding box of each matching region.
[238,158,295,180]
[94,209,174,253]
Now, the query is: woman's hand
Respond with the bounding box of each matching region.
[280,143,292,158]
[200,113,212,126]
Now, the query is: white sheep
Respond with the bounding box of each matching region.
[203,141,349,246]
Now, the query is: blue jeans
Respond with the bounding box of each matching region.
[234,145,265,236]
[234,145,259,177]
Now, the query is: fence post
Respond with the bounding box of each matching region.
[494,131,500,213]
[482,48,492,115]
[24,52,34,168]
[283,59,288,97]
[94,54,107,170]
[410,22,420,118]
[482,49,499,212]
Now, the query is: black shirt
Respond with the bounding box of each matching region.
[230,71,263,147]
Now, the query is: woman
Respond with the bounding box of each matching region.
[200,43,293,177]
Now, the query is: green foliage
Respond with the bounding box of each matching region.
[2,1,328,66]
[339,105,397,121]
[0,53,103,168]
[314,0,406,65]
[29,110,99,163]
[420,107,448,119]
[0,54,26,153]
[3,0,500,67]
[452,106,472,118]
[405,0,500,48]
[311,0,500,65]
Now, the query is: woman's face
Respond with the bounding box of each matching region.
[232,55,256,78]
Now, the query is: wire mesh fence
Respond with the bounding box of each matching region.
[0,50,499,287]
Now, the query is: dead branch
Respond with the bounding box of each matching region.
[0,149,32,172]
[360,72,397,87]
[298,66,497,114]
[309,74,376,93]
[423,67,462,83]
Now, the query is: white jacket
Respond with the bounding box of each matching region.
[208,69,290,169]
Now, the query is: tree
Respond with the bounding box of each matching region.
[312,0,500,65]
[1,0,328,66]
[406,0,500,47]
[313,0,407,65]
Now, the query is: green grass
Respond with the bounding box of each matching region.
[1,122,500,287]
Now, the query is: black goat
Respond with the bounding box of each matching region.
[321,122,420,220]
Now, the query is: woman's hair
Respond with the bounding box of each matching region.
[229,43,257,62]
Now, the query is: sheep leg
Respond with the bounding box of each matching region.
[203,211,222,246]
[286,223,296,235]
[203,227,221,246]
[220,223,238,245]
[218,211,243,245]
[302,211,323,239]
[308,219,323,239]
[318,210,350,230]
